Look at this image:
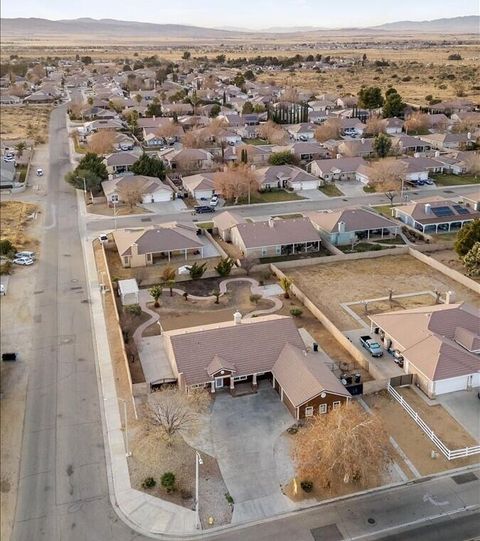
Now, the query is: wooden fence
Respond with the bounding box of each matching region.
[387,384,480,460]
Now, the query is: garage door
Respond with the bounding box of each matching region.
[434,375,471,395]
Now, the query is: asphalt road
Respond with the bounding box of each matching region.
[11,105,479,541]
[85,185,478,234]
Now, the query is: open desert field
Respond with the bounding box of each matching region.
[0,105,52,142]
[288,254,480,331]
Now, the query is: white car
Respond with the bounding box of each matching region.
[36,168,44,176]
[16,251,36,260]
[13,256,34,266]
[98,233,109,243]
[210,195,219,207]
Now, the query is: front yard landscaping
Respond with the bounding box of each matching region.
[431,173,480,186]
[318,184,344,197]
[237,190,306,204]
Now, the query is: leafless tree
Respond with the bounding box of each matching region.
[213,163,258,204]
[463,152,480,177]
[146,386,210,445]
[240,257,258,275]
[314,118,342,143]
[365,115,387,136]
[292,402,392,489]
[367,159,408,206]
[88,130,116,155]
[404,111,429,135]
[117,185,143,210]
[258,121,288,145]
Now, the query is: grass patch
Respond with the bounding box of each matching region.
[431,173,480,186]
[17,165,28,183]
[319,184,344,197]
[72,133,87,154]
[259,248,331,263]
[196,222,214,229]
[271,213,304,219]
[371,204,397,218]
[376,235,406,245]
[338,242,394,253]
[236,190,305,204]
[363,185,377,193]
[242,138,269,145]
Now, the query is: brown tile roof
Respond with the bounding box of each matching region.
[394,197,480,224]
[307,208,398,233]
[369,303,480,381]
[212,211,246,231]
[163,315,305,386]
[272,344,350,406]
[233,217,320,249]
[113,223,203,256]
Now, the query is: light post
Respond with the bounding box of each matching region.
[195,451,203,529]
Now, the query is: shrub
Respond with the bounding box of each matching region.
[125,304,142,316]
[142,477,156,489]
[215,257,234,277]
[161,472,176,493]
[300,480,314,493]
[0,239,15,256]
[290,307,303,317]
[250,293,262,304]
[0,261,12,275]
[189,262,207,280]
[225,492,234,504]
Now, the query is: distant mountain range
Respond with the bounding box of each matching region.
[1,15,478,39]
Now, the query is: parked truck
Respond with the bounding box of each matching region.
[360,335,383,357]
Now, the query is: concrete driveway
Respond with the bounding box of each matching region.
[436,390,480,442]
[210,385,296,523]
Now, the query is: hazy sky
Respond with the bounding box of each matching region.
[1,0,478,29]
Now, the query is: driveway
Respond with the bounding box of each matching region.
[335,180,367,197]
[140,199,187,213]
[210,385,296,523]
[436,390,480,442]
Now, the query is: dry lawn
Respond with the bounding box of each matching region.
[0,201,39,249]
[0,105,52,142]
[288,254,480,331]
[364,389,479,476]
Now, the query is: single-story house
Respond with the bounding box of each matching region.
[101,175,173,205]
[24,90,56,104]
[86,118,125,132]
[112,223,205,267]
[287,123,316,141]
[369,303,480,397]
[419,133,476,151]
[339,118,366,137]
[356,157,444,185]
[391,135,430,154]
[213,211,246,241]
[162,313,350,418]
[307,208,399,246]
[160,148,214,172]
[103,151,139,175]
[230,217,321,258]
[255,165,319,191]
[273,142,328,162]
[384,117,404,135]
[225,144,271,165]
[309,157,366,181]
[337,138,374,157]
[182,172,217,200]
[393,196,480,234]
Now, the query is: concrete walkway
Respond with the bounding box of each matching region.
[133,277,284,344]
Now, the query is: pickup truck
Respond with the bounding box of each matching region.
[360,335,383,357]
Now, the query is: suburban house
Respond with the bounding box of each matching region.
[391,135,431,154]
[384,117,404,135]
[104,151,139,176]
[356,156,445,185]
[213,211,247,242]
[255,165,320,191]
[101,175,173,205]
[339,118,366,137]
[461,188,480,211]
[225,144,271,165]
[273,142,329,162]
[181,172,217,200]
[287,123,316,141]
[307,208,399,246]
[369,303,480,397]
[337,138,374,157]
[309,157,366,181]
[419,132,476,151]
[112,223,207,267]
[230,217,321,258]
[159,148,214,172]
[161,313,351,419]
[393,196,480,234]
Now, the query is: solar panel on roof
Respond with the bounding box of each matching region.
[453,205,470,215]
[431,206,454,217]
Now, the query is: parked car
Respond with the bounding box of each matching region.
[424,178,434,185]
[13,256,34,266]
[16,251,36,260]
[415,179,425,186]
[0,284,6,296]
[194,206,215,214]
[210,195,219,207]
[98,233,109,243]
[36,168,43,176]
[359,335,383,357]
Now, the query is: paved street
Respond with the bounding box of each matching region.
[8,105,479,541]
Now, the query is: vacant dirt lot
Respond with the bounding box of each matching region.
[0,105,52,142]
[429,248,478,280]
[0,201,39,249]
[288,254,480,330]
[364,389,479,476]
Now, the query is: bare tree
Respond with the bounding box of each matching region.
[258,121,288,145]
[117,185,144,210]
[155,121,180,142]
[182,129,207,149]
[404,111,429,135]
[88,130,116,155]
[367,159,408,205]
[282,86,300,104]
[365,115,387,136]
[240,257,258,275]
[453,118,479,134]
[463,152,480,177]
[146,386,210,445]
[292,402,392,489]
[314,118,342,143]
[213,164,258,204]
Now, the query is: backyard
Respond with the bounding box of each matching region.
[287,254,480,330]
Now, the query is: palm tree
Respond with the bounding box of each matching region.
[149,285,163,307]
[161,266,176,296]
[279,276,293,299]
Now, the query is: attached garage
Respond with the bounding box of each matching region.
[433,373,480,396]
[289,179,318,191]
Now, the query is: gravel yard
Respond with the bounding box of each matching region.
[288,254,480,331]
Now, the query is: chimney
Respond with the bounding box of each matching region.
[233,311,242,324]
[337,221,346,233]
[445,290,455,304]
[268,218,275,228]
[131,242,139,256]
[424,204,432,215]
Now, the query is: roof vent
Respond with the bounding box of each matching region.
[424,203,432,215]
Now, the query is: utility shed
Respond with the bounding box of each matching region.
[118,278,139,306]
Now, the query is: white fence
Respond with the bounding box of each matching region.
[387,384,480,460]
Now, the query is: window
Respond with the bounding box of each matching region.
[261,248,267,256]
[319,404,327,414]
[275,246,281,255]
[233,375,247,382]
[332,401,341,410]
[305,406,314,417]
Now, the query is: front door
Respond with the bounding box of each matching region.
[215,378,224,389]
